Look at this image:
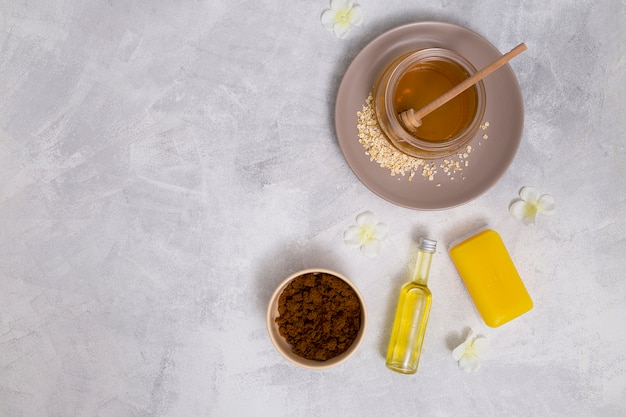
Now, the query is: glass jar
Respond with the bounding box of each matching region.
[374,48,486,159]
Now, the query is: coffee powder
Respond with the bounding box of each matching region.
[275,272,362,361]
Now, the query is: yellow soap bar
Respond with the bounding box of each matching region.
[449,229,533,327]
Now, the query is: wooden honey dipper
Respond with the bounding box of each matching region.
[399,42,527,132]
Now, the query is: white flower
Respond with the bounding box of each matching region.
[321,0,363,39]
[509,186,556,226]
[344,211,389,258]
[452,329,490,373]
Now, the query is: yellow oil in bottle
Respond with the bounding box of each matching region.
[386,238,436,374]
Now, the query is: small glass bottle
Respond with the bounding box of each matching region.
[386,237,437,374]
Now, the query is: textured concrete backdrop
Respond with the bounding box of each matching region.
[1,1,624,416]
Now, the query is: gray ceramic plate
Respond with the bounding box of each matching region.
[335,21,524,210]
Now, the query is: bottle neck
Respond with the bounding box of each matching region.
[411,250,433,286]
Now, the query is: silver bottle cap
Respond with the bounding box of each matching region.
[418,237,437,253]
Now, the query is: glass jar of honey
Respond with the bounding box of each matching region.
[374,48,486,159]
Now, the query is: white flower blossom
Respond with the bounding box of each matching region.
[344,211,389,258]
[321,0,363,39]
[510,186,555,225]
[452,329,490,373]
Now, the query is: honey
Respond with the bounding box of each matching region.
[374,48,486,159]
[393,58,479,143]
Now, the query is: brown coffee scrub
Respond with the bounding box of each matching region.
[275,272,362,361]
